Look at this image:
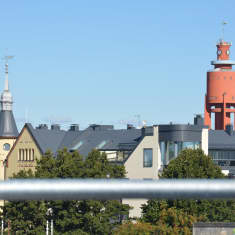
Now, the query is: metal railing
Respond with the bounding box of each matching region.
[0,179,235,200]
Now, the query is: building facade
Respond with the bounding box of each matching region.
[5,117,210,218]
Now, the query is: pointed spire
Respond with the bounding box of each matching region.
[0,55,18,137]
[1,56,14,111]
[4,63,9,91]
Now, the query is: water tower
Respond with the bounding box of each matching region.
[204,39,235,129]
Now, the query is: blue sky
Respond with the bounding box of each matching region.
[0,1,235,130]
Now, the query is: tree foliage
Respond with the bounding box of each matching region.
[161,148,224,179]
[113,221,157,235]
[142,149,235,234]
[2,170,46,234]
[2,149,129,234]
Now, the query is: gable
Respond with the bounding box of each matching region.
[6,126,42,178]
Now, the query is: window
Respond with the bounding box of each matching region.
[32,149,34,161]
[71,141,83,151]
[160,141,200,165]
[18,148,35,161]
[25,149,28,161]
[96,140,107,149]
[22,149,24,161]
[3,143,10,151]
[29,149,31,161]
[143,148,153,167]
[209,150,235,161]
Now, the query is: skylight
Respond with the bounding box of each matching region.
[96,140,107,149]
[71,141,83,150]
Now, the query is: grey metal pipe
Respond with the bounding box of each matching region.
[1,179,235,200]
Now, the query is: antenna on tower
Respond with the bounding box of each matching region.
[3,55,14,91]
[4,55,14,73]
[222,21,228,41]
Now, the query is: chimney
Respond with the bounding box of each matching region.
[194,114,204,126]
[127,124,135,130]
[37,124,48,130]
[141,126,153,136]
[226,124,233,136]
[51,124,60,131]
[89,124,114,131]
[69,124,79,131]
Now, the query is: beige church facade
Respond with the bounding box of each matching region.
[5,126,41,179]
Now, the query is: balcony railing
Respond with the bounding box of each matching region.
[0,179,235,200]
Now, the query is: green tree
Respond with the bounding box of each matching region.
[112,221,157,235]
[142,149,235,234]
[2,170,46,235]
[3,149,129,234]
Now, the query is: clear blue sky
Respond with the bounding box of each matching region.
[0,1,235,130]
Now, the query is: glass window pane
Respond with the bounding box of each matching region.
[71,141,83,150]
[96,140,107,149]
[143,149,153,167]
[160,142,165,165]
[168,142,175,161]
[183,142,194,149]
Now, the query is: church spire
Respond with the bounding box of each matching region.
[0,56,18,137]
[1,56,14,111]
[4,62,9,91]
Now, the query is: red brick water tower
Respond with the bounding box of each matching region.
[204,40,235,130]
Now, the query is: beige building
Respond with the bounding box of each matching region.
[123,126,160,218]
[5,125,41,178]
[123,122,209,218]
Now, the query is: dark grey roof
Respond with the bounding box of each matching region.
[25,123,141,157]
[0,111,18,137]
[69,128,141,157]
[27,123,67,153]
[159,124,205,142]
[58,130,82,150]
[209,130,235,150]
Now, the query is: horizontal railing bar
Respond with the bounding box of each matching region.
[0,179,235,200]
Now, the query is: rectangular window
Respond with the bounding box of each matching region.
[168,142,176,161]
[25,149,28,161]
[143,149,153,167]
[22,149,24,161]
[32,149,34,161]
[29,149,31,161]
[160,142,166,165]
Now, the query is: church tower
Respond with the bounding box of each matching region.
[0,57,18,181]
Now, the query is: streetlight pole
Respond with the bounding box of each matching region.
[46,220,49,235]
[46,207,53,235]
[1,220,3,235]
[51,219,53,235]
[7,220,10,235]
